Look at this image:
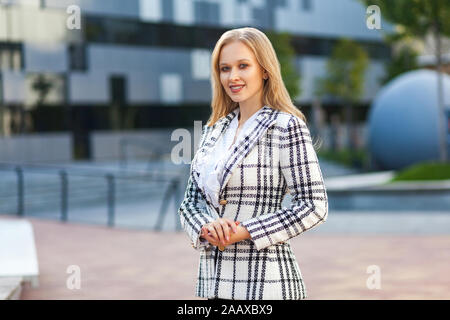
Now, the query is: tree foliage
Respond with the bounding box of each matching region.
[359,0,450,39]
[266,31,301,99]
[316,38,369,103]
[381,45,420,84]
[32,74,53,106]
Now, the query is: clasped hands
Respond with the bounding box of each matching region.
[201,218,249,250]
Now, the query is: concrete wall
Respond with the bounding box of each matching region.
[90,122,369,163]
[69,45,211,105]
[0,133,73,162]
[68,46,385,105]
[90,128,179,161]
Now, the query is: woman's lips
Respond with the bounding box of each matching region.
[230,85,245,93]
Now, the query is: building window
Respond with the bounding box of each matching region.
[83,16,390,60]
[275,0,287,7]
[194,1,219,26]
[191,49,210,80]
[0,43,24,71]
[160,73,182,104]
[68,44,87,71]
[301,0,312,11]
[110,75,127,105]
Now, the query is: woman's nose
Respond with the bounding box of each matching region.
[229,68,240,81]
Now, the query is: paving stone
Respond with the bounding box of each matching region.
[1,214,448,300]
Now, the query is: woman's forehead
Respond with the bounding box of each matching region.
[219,42,255,64]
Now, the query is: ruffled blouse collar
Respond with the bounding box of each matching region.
[193,106,265,209]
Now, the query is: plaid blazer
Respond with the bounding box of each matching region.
[179,105,328,300]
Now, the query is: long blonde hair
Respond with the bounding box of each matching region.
[207,27,306,127]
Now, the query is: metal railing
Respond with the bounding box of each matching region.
[0,161,185,231]
[119,137,167,171]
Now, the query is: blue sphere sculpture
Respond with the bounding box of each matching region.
[368,69,450,170]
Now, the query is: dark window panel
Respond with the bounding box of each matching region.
[110,75,127,105]
[68,44,88,71]
[83,15,390,60]
[301,0,313,11]
[0,42,24,71]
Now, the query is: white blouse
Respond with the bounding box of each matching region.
[194,106,265,210]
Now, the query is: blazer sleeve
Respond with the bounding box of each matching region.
[179,125,215,251]
[240,115,328,251]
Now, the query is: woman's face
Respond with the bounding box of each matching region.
[219,41,267,106]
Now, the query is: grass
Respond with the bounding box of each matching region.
[317,148,369,169]
[389,161,450,182]
[317,149,450,182]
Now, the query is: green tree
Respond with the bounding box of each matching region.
[32,74,53,106]
[359,0,450,161]
[381,45,419,84]
[266,31,301,99]
[316,38,369,151]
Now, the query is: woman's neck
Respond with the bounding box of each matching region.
[238,103,263,127]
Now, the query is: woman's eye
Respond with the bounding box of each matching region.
[220,64,248,72]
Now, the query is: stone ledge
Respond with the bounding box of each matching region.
[0,218,40,296]
[0,277,23,300]
[326,171,450,191]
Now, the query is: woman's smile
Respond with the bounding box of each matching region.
[230,85,245,93]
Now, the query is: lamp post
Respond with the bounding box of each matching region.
[0,0,12,136]
[0,0,12,38]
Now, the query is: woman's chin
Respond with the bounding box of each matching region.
[229,96,245,103]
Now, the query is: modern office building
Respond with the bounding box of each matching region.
[0,0,393,157]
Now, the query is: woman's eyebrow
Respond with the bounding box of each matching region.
[219,59,251,66]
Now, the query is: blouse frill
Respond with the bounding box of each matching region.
[193,107,264,210]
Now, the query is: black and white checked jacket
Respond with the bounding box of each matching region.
[179,105,328,300]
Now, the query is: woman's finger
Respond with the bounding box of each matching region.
[204,228,219,243]
[206,224,219,241]
[226,219,239,234]
[219,219,231,242]
[201,226,210,238]
[213,221,226,245]
[201,226,209,239]
[203,232,219,246]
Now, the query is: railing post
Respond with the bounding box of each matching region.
[155,178,176,231]
[174,177,183,231]
[60,170,68,222]
[15,166,24,217]
[119,139,127,170]
[106,174,115,227]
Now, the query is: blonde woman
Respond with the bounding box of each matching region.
[179,27,328,300]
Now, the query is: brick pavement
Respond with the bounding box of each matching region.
[2,214,449,300]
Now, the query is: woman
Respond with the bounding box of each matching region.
[179,27,328,300]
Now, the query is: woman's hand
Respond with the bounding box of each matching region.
[201,229,221,247]
[201,218,239,248]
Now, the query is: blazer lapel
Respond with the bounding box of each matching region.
[197,108,239,158]
[190,107,239,212]
[218,106,278,198]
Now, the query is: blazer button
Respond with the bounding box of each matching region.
[219,199,227,205]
